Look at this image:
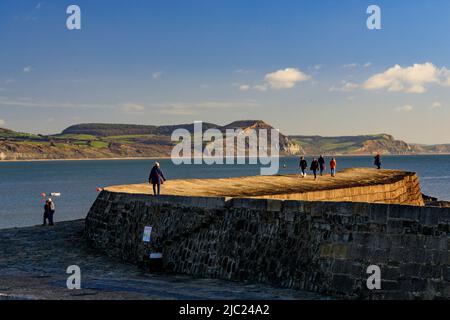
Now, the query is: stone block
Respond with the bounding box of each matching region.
[419,207,439,226]
[266,199,282,212]
[369,205,388,224]
[380,280,400,291]
[388,204,419,221]
[333,244,349,259]
[331,274,355,295]
[283,200,300,213]
[319,244,333,258]
[387,220,404,234]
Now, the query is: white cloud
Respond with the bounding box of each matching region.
[330,81,359,92]
[36,2,42,9]
[0,119,5,126]
[238,84,268,92]
[441,68,450,86]
[0,98,111,109]
[364,62,372,68]
[235,67,310,92]
[152,72,163,79]
[234,69,252,74]
[239,84,251,91]
[159,100,259,115]
[253,84,268,92]
[342,63,358,68]
[264,68,311,90]
[23,66,32,73]
[121,103,145,113]
[431,102,442,110]
[5,79,15,85]
[363,62,450,94]
[394,105,413,112]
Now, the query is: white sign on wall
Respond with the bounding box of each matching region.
[143,226,152,243]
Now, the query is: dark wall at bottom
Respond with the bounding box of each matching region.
[85,191,450,299]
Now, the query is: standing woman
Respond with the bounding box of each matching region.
[318,155,326,176]
[374,153,382,170]
[43,199,50,226]
[310,158,319,180]
[149,162,167,195]
[43,198,55,226]
[299,156,308,178]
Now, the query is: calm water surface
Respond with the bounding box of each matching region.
[1,155,449,229]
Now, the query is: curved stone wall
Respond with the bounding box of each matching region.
[85,191,450,299]
[105,169,425,207]
[256,173,424,206]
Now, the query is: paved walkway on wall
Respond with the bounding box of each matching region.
[0,220,328,300]
[106,168,416,198]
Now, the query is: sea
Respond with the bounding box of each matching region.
[1,155,449,229]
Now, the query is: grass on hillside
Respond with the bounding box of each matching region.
[89,141,109,148]
[51,134,99,141]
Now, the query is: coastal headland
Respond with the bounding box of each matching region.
[2,121,450,161]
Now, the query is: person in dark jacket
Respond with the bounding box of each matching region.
[318,155,326,176]
[43,198,55,226]
[310,158,319,180]
[299,156,308,178]
[149,162,166,195]
[374,153,382,170]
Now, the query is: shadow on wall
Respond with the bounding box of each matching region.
[85,191,450,300]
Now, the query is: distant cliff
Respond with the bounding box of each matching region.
[0,121,449,160]
[291,134,414,155]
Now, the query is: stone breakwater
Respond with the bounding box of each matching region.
[105,168,425,206]
[85,190,450,300]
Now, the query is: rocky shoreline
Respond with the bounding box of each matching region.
[0,220,327,300]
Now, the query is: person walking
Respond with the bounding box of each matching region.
[299,156,308,178]
[43,199,49,226]
[149,162,166,195]
[310,158,319,180]
[374,153,382,170]
[330,158,337,177]
[43,198,55,226]
[318,155,326,176]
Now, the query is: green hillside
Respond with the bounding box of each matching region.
[0,122,449,161]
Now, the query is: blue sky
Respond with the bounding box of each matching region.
[0,0,449,144]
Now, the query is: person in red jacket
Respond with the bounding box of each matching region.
[330,158,337,177]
